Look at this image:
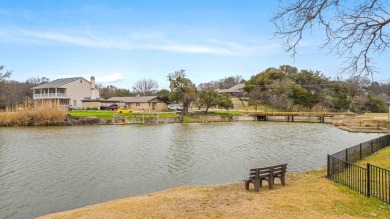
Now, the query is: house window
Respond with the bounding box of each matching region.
[73,100,77,107]
[80,79,82,83]
[148,103,151,106]
[136,102,140,106]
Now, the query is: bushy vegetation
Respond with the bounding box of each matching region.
[0,100,67,126]
[244,65,389,113]
[168,70,198,122]
[363,96,388,113]
[197,89,234,114]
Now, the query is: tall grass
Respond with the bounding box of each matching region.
[0,100,67,126]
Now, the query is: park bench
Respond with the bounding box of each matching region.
[243,163,287,192]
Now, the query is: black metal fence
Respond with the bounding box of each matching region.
[368,164,390,203]
[327,134,390,203]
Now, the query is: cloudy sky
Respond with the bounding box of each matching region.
[1,0,389,89]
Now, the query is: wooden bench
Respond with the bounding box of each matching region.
[243,163,287,192]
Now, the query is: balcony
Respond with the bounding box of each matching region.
[33,93,67,99]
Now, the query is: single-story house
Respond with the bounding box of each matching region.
[107,95,169,112]
[31,76,100,109]
[216,83,245,96]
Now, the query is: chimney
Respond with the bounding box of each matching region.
[90,76,96,99]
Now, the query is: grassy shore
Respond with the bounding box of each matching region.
[68,109,242,122]
[69,110,180,120]
[41,148,390,219]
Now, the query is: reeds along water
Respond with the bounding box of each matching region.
[0,99,67,126]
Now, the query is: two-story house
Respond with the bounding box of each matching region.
[31,76,100,109]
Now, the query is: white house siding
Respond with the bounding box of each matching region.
[59,78,99,108]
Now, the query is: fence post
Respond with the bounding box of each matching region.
[345,148,348,169]
[371,140,373,154]
[388,134,390,146]
[367,163,371,198]
[327,154,330,178]
[360,143,362,160]
[387,135,390,147]
[381,136,385,149]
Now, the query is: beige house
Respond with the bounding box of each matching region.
[107,96,169,112]
[31,76,100,109]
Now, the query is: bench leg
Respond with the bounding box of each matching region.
[272,176,286,186]
[268,179,273,189]
[254,179,260,192]
[269,175,274,189]
[244,181,249,190]
[281,174,286,186]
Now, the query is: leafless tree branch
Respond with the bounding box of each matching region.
[132,79,159,96]
[272,0,389,78]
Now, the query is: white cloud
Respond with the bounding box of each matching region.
[96,73,125,83]
[1,26,287,58]
[146,44,236,55]
[24,31,133,49]
[19,29,260,56]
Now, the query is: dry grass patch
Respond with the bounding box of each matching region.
[333,113,390,132]
[0,100,67,126]
[40,168,389,219]
[356,113,388,120]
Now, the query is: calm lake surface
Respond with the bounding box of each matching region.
[0,122,384,218]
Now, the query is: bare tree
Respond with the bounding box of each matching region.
[26,77,50,85]
[197,75,245,91]
[0,65,13,108]
[218,75,245,89]
[0,65,12,82]
[272,0,390,78]
[132,79,159,96]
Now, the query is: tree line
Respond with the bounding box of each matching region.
[1,64,388,116]
[244,65,389,113]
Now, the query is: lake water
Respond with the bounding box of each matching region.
[0,122,384,218]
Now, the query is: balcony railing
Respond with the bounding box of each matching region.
[33,93,66,98]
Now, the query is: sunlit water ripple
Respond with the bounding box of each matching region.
[0,122,384,218]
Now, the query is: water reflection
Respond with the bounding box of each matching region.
[0,122,384,218]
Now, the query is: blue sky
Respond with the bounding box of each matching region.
[1,0,389,89]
